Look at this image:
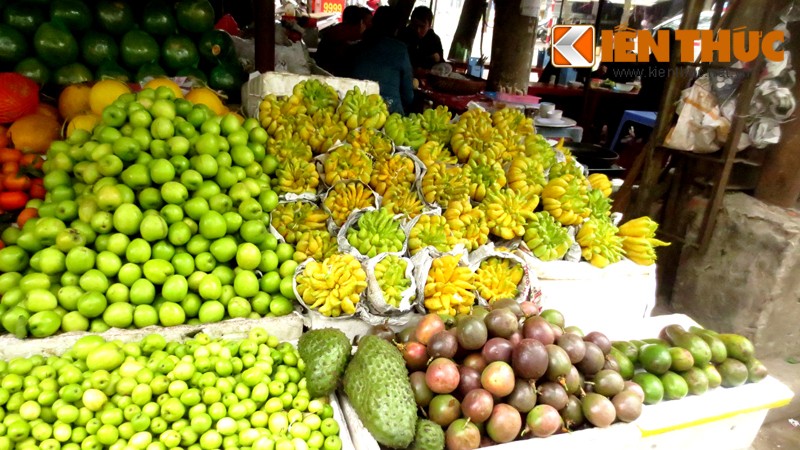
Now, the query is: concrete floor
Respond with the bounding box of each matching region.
[751,420,800,450]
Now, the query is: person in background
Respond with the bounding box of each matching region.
[350,6,414,115]
[400,6,443,71]
[314,5,367,76]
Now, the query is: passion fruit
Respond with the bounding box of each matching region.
[583,331,612,355]
[511,339,548,380]
[410,371,435,407]
[526,404,563,437]
[463,353,487,373]
[537,381,568,410]
[486,404,522,443]
[539,309,565,328]
[576,342,605,376]
[428,331,458,359]
[426,358,460,394]
[581,392,616,428]
[545,344,572,381]
[560,395,584,429]
[457,316,488,350]
[429,394,462,427]
[461,388,494,423]
[470,305,491,320]
[446,418,481,450]
[485,308,519,339]
[592,369,625,397]
[564,325,584,337]
[522,316,555,345]
[457,366,482,398]
[622,380,645,402]
[506,378,537,413]
[482,337,513,364]
[611,390,643,422]
[416,313,446,345]
[557,333,586,364]
[480,361,515,397]
[401,342,429,371]
[491,298,523,317]
[563,365,581,395]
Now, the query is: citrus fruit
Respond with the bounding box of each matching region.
[162,34,199,71]
[0,23,28,65]
[8,114,60,154]
[120,30,159,69]
[0,72,39,123]
[52,62,93,86]
[142,2,177,37]
[185,87,225,116]
[80,30,119,68]
[33,21,79,68]
[176,0,215,34]
[36,103,60,121]
[58,83,92,120]
[89,79,132,116]
[50,0,93,33]
[96,0,135,36]
[144,77,184,99]
[66,113,102,137]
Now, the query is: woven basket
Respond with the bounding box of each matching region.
[428,74,486,95]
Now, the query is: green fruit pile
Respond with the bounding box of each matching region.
[0,87,298,338]
[346,208,405,258]
[0,328,345,450]
[1,0,243,97]
[615,324,768,405]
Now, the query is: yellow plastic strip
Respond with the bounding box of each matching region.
[639,398,792,437]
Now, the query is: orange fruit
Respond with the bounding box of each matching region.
[89,79,132,116]
[65,114,101,138]
[8,114,61,154]
[36,104,60,121]
[58,84,92,121]
[144,77,184,99]
[185,87,226,116]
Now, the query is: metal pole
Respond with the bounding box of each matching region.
[255,0,275,73]
[558,0,566,25]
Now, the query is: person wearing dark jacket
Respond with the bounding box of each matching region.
[350,7,414,115]
[315,6,367,76]
[399,6,443,71]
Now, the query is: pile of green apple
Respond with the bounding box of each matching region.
[0,87,301,338]
[0,327,344,450]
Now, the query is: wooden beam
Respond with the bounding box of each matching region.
[255,0,275,73]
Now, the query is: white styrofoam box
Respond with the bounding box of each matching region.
[603,313,794,450]
[0,312,305,359]
[308,312,425,343]
[329,393,357,450]
[241,71,380,118]
[339,392,641,450]
[531,258,656,333]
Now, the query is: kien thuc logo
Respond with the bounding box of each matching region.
[552,25,596,68]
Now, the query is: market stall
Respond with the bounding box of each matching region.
[0,1,792,450]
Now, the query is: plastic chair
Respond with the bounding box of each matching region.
[610,110,657,151]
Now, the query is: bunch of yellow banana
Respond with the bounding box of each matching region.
[374,255,412,308]
[269,136,313,162]
[346,127,394,160]
[408,214,458,255]
[542,174,591,226]
[274,158,319,195]
[480,188,539,240]
[307,111,348,154]
[323,181,376,227]
[384,113,426,149]
[369,153,416,195]
[416,141,457,166]
[492,108,534,142]
[421,163,470,206]
[523,211,572,261]
[296,253,367,317]
[337,86,388,130]
[259,94,283,131]
[576,217,625,268]
[588,173,613,197]
[475,257,524,303]
[507,156,546,196]
[288,79,340,116]
[451,109,503,162]
[382,185,424,219]
[444,199,489,251]
[416,106,453,144]
[523,134,557,168]
[424,254,475,316]
[271,201,329,244]
[323,145,373,186]
[463,154,507,202]
[618,216,670,266]
[293,230,339,262]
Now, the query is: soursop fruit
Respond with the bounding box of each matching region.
[344,335,417,448]
[409,419,445,450]
[298,328,352,398]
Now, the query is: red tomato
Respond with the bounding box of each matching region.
[20,153,43,170]
[2,162,18,175]
[0,148,21,164]
[0,191,28,211]
[4,173,31,191]
[29,182,45,199]
[16,207,37,228]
